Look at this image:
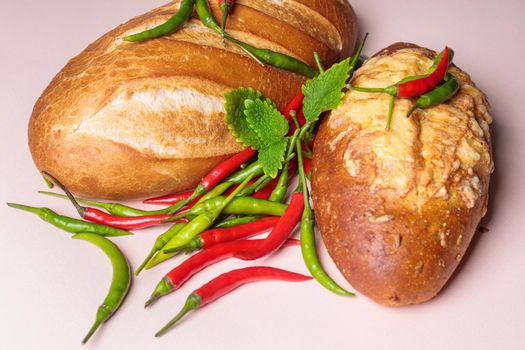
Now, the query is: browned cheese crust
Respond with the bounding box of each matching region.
[29,0,357,199]
[311,43,493,306]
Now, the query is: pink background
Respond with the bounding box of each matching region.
[1,1,524,349]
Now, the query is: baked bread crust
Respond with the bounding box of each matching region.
[311,43,493,306]
[29,0,357,199]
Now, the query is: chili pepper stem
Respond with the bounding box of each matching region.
[7,202,41,215]
[41,171,86,217]
[314,52,325,73]
[406,104,418,118]
[349,33,368,71]
[220,10,228,32]
[135,250,157,276]
[386,94,395,130]
[82,318,104,344]
[145,278,175,308]
[155,294,202,337]
[43,175,54,189]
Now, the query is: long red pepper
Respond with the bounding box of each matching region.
[155,266,311,336]
[397,47,449,98]
[82,208,188,230]
[303,157,312,178]
[202,148,256,190]
[143,190,199,206]
[146,181,256,206]
[165,216,280,253]
[160,147,257,215]
[284,91,308,134]
[41,171,189,230]
[283,91,304,124]
[236,192,304,260]
[145,238,299,306]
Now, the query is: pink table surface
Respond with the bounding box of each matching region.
[1,1,524,349]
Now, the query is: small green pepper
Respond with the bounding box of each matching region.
[73,233,131,344]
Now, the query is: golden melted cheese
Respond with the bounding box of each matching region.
[329,48,492,209]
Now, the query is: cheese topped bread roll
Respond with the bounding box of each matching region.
[312,43,493,306]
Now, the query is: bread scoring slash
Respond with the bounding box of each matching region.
[312,43,493,306]
[28,0,357,199]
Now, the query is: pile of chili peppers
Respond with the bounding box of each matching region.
[7,1,463,342]
[8,83,353,340]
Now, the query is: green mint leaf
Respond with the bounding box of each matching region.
[244,99,289,147]
[224,88,264,148]
[244,99,290,177]
[258,139,288,178]
[302,57,351,123]
[225,87,290,178]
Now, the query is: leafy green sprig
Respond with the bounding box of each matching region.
[224,34,368,176]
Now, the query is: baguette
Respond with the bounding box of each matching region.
[28,0,357,199]
[311,43,493,306]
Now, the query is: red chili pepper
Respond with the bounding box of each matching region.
[142,149,256,207]
[236,192,304,260]
[284,91,307,134]
[145,237,299,306]
[397,47,450,98]
[202,148,256,190]
[150,178,259,207]
[143,190,199,206]
[283,91,304,123]
[200,216,280,247]
[167,216,280,254]
[41,171,188,230]
[303,157,312,178]
[155,266,311,336]
[83,208,188,230]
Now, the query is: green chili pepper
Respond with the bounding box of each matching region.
[224,34,318,78]
[269,130,300,203]
[214,215,261,228]
[194,0,316,77]
[135,222,187,276]
[72,233,131,344]
[237,176,269,197]
[407,73,460,117]
[296,135,354,297]
[146,175,255,269]
[194,182,233,205]
[224,160,264,184]
[167,196,288,221]
[253,176,273,193]
[123,0,195,42]
[195,0,224,34]
[7,203,132,237]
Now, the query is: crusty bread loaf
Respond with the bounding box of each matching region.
[29,0,357,199]
[311,43,493,306]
